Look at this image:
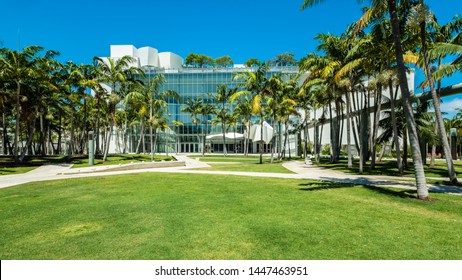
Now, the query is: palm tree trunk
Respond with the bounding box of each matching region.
[57,111,62,154]
[222,122,227,156]
[39,113,45,156]
[103,124,112,161]
[136,122,144,154]
[2,111,8,155]
[96,96,101,155]
[346,90,353,169]
[103,107,116,162]
[388,0,428,199]
[429,123,437,168]
[67,105,75,162]
[371,84,383,169]
[420,21,457,183]
[403,126,408,170]
[150,124,154,160]
[388,79,403,174]
[259,114,264,164]
[14,81,21,163]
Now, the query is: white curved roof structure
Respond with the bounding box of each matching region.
[108,45,183,69]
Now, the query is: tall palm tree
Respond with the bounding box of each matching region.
[429,27,462,80]
[93,55,143,161]
[181,97,203,153]
[407,2,457,183]
[301,0,429,199]
[172,120,183,154]
[199,102,216,156]
[426,15,462,168]
[141,74,179,160]
[233,64,271,164]
[0,45,43,162]
[212,108,232,156]
[233,96,253,156]
[212,84,237,156]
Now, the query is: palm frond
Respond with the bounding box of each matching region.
[428,42,462,60]
[432,63,460,80]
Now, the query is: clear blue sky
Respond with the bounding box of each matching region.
[1,0,461,114]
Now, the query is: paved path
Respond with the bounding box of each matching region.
[1,156,461,195]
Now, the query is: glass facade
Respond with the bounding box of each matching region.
[128,66,298,154]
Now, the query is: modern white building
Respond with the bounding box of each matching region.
[99,45,299,154]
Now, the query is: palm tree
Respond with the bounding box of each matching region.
[212,108,232,156]
[140,74,179,160]
[93,55,143,161]
[233,96,253,156]
[199,102,216,156]
[58,61,87,162]
[429,26,462,80]
[407,2,457,183]
[172,120,183,154]
[212,84,237,156]
[301,0,429,199]
[181,97,203,153]
[233,64,271,164]
[426,15,462,168]
[0,45,43,162]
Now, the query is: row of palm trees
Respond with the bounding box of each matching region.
[0,45,302,166]
[1,1,461,201]
[300,0,462,199]
[0,49,184,163]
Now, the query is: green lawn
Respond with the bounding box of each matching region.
[0,166,38,175]
[71,154,174,168]
[192,155,294,173]
[190,154,293,173]
[317,157,462,180]
[0,154,174,174]
[199,162,294,173]
[1,173,461,260]
[0,156,68,175]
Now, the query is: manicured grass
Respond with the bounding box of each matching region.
[1,173,461,260]
[200,163,294,173]
[195,154,268,163]
[317,157,462,180]
[192,154,294,173]
[71,154,174,168]
[0,166,38,175]
[0,156,67,176]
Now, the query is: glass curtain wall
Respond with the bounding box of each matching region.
[128,67,298,154]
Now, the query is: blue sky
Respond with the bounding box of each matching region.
[1,0,461,115]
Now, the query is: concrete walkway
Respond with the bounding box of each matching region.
[0,156,461,195]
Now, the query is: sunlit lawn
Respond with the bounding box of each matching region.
[1,172,461,260]
[0,156,67,176]
[191,154,295,173]
[70,154,174,168]
[317,157,462,181]
[0,166,38,176]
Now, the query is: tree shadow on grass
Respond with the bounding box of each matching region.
[298,181,356,191]
[362,185,418,199]
[298,178,418,199]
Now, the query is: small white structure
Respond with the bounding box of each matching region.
[158,52,183,69]
[206,133,244,142]
[249,121,274,144]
